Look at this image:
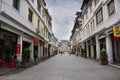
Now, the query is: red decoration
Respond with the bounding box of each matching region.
[16,44,21,54]
[113,26,120,40]
[1,60,6,67]
[9,62,16,68]
[34,37,39,45]
[113,36,120,40]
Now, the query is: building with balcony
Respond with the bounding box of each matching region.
[0,0,56,68]
[70,12,82,55]
[71,0,120,64]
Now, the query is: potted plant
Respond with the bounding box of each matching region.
[21,58,27,67]
[100,48,108,65]
[9,55,16,68]
[21,48,31,67]
[81,48,86,58]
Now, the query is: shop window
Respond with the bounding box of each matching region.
[96,8,103,25]
[108,0,115,16]
[0,30,17,63]
[28,8,33,23]
[13,0,20,10]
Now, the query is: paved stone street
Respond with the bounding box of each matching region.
[0,53,120,80]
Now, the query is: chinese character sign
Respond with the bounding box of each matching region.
[16,44,21,54]
[113,26,120,39]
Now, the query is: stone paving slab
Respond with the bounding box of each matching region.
[0,53,120,80]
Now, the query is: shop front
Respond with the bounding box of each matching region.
[0,29,17,68]
[112,26,120,63]
[44,42,48,57]
[22,34,33,63]
[113,39,120,63]
[98,34,106,50]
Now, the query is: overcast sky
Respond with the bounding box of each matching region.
[45,0,83,40]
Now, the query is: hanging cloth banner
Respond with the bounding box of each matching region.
[113,26,120,40]
[34,37,39,45]
[16,44,21,54]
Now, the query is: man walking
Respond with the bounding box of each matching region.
[34,50,37,65]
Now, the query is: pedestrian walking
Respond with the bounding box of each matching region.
[34,50,37,65]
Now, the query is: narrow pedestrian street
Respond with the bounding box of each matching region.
[0,53,120,80]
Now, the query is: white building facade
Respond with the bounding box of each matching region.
[0,0,56,67]
[71,0,120,64]
[59,40,71,53]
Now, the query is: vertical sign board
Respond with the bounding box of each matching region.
[16,44,21,54]
[113,26,120,40]
[34,37,39,46]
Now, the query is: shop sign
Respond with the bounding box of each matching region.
[34,37,39,45]
[16,44,20,54]
[113,26,120,40]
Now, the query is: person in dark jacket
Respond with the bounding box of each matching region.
[34,50,37,65]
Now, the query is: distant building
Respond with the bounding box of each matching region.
[58,40,71,53]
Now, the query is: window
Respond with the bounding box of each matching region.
[90,3,93,13]
[90,22,92,31]
[83,17,84,24]
[37,0,41,13]
[88,25,90,33]
[38,19,40,28]
[92,19,94,29]
[36,19,40,33]
[28,8,33,22]
[86,10,88,20]
[42,9,44,18]
[94,0,99,6]
[108,0,115,16]
[13,0,20,10]
[96,8,103,24]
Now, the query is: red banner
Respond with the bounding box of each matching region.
[113,26,120,40]
[16,44,20,54]
[34,37,39,45]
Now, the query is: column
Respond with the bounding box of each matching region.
[106,34,113,63]
[86,42,89,58]
[38,43,41,59]
[96,35,100,60]
[30,41,34,61]
[17,34,23,62]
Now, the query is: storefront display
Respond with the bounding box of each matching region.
[0,29,17,67]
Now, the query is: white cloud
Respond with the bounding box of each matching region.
[45,0,83,40]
